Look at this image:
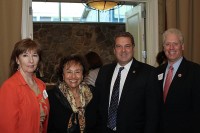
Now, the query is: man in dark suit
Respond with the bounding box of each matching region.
[94,32,160,133]
[156,28,200,133]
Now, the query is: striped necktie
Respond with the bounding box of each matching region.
[107,67,124,130]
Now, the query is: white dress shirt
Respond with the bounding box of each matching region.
[109,59,133,105]
[163,57,183,89]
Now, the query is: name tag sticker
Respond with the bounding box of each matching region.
[43,90,48,99]
[158,73,163,80]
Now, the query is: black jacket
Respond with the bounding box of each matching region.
[47,86,96,133]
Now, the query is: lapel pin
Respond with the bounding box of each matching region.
[133,70,136,73]
[178,74,182,77]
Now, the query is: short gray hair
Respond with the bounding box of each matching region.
[163,28,184,45]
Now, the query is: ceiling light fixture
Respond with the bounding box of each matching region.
[83,0,124,11]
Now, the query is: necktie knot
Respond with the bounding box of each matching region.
[119,67,124,73]
[169,65,174,70]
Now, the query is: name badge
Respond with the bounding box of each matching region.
[43,90,48,99]
[158,73,163,80]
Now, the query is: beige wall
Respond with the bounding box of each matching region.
[0,0,22,85]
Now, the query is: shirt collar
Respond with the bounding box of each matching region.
[15,70,37,86]
[116,59,133,71]
[167,57,183,69]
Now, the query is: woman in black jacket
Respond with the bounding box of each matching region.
[47,54,95,133]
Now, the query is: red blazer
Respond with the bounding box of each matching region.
[0,71,50,133]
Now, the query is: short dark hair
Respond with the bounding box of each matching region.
[10,38,42,76]
[85,51,103,70]
[156,51,167,66]
[56,54,88,82]
[114,32,135,46]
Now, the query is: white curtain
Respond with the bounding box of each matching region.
[21,0,33,39]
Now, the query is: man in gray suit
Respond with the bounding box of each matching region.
[156,28,200,133]
[93,32,160,133]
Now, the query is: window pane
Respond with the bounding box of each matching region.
[32,2,134,23]
[61,3,85,22]
[33,2,59,22]
[83,10,99,22]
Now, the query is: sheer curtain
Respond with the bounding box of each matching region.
[21,0,33,39]
[165,0,200,64]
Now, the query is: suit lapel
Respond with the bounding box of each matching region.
[160,58,188,103]
[157,63,167,92]
[54,88,73,111]
[119,59,139,104]
[156,64,167,104]
[104,64,116,111]
[167,58,187,98]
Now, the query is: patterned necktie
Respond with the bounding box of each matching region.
[107,67,124,130]
[163,65,174,102]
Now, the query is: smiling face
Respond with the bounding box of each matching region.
[114,37,134,66]
[63,61,83,90]
[163,33,184,64]
[16,49,39,74]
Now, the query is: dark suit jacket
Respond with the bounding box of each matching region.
[94,59,161,133]
[47,86,96,133]
[156,57,200,133]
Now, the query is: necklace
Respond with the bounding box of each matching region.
[28,80,40,95]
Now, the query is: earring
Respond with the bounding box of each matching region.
[17,65,20,71]
[36,67,39,72]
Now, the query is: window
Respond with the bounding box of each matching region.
[32,2,133,23]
